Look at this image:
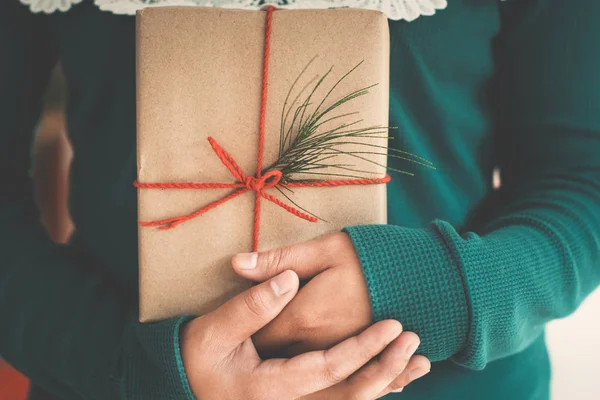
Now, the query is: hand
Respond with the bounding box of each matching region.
[232,233,432,394]
[232,232,373,357]
[181,269,425,400]
[302,331,431,399]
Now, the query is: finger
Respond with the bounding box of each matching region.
[232,233,348,281]
[203,270,299,351]
[376,354,431,398]
[344,331,420,399]
[270,320,402,398]
[253,270,335,358]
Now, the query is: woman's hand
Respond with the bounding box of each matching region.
[232,233,431,393]
[300,330,431,399]
[181,269,427,400]
[233,233,376,356]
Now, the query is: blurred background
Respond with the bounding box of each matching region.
[0,64,598,400]
[0,64,72,400]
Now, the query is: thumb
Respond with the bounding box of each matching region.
[205,270,299,351]
[232,234,340,281]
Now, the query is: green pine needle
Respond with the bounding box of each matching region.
[264,58,435,217]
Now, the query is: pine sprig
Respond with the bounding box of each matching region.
[265,59,435,184]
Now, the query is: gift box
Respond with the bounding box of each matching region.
[136,6,390,322]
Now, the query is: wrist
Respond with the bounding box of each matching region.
[344,222,469,361]
[180,317,204,399]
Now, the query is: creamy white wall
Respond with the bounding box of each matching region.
[547,288,600,400]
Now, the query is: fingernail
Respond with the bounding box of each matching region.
[236,252,258,269]
[392,387,404,393]
[409,368,430,381]
[270,271,295,296]
[404,340,419,357]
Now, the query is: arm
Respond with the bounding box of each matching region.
[345,0,600,369]
[235,0,600,371]
[0,4,195,398]
[0,5,427,400]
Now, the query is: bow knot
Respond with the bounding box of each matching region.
[245,170,282,191]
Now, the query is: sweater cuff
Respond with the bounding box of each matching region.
[120,316,196,400]
[344,222,470,361]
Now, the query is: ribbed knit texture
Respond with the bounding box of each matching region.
[348,204,600,370]
[119,317,196,399]
[344,224,470,360]
[344,0,600,375]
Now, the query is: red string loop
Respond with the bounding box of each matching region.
[134,6,390,252]
[245,170,282,191]
[207,136,247,183]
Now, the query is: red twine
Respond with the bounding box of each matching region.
[134,6,391,252]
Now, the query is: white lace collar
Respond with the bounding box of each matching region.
[20,0,447,21]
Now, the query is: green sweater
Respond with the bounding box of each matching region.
[1,1,599,399]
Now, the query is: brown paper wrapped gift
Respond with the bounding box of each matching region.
[136,6,390,322]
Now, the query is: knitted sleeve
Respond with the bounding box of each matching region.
[0,3,194,398]
[346,0,600,370]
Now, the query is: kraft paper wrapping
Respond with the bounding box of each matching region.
[136,7,390,322]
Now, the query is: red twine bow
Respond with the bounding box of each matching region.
[134,6,390,252]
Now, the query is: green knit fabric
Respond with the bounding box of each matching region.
[119,317,196,400]
[1,1,599,400]
[345,224,470,361]
[346,0,600,376]
[0,3,197,399]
